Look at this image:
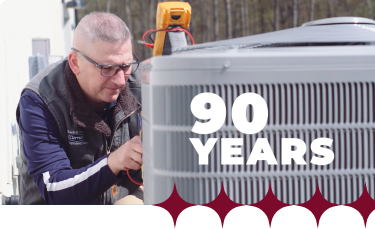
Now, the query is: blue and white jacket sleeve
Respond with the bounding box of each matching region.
[19,90,122,204]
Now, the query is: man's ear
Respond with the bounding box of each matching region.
[68,51,80,75]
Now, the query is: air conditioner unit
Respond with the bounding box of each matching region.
[142,17,375,205]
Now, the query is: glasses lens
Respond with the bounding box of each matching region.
[101,66,118,77]
[100,62,139,77]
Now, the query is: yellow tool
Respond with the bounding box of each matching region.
[153,2,192,56]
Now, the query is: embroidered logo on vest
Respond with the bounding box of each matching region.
[68,130,88,145]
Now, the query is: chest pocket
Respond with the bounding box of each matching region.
[111,121,130,152]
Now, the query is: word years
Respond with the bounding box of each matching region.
[189,93,334,166]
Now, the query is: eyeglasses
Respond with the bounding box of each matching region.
[71,48,140,77]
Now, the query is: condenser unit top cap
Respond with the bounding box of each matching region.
[302,17,375,27]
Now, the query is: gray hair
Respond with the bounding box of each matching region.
[76,12,131,43]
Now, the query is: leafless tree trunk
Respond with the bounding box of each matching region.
[206,0,211,42]
[345,0,350,16]
[185,0,193,40]
[241,0,247,36]
[141,0,147,58]
[125,0,132,33]
[367,0,373,19]
[149,0,155,30]
[235,0,241,37]
[200,0,205,42]
[333,0,338,17]
[225,0,232,39]
[213,0,219,40]
[274,0,279,31]
[281,0,289,29]
[146,0,155,57]
[106,0,111,12]
[253,0,258,34]
[96,0,101,11]
[244,0,249,35]
[293,0,298,27]
[327,0,332,18]
[260,0,266,33]
[309,0,315,21]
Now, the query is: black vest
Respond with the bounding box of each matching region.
[16,59,142,204]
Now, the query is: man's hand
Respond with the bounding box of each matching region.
[108,136,143,175]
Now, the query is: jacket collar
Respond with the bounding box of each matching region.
[63,62,140,138]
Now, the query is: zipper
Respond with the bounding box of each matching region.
[104,134,109,154]
[107,108,139,152]
[106,108,138,204]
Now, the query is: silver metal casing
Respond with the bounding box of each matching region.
[142,22,375,205]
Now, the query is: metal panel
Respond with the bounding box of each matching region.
[28,54,48,80]
[32,38,50,57]
[174,23,375,53]
[143,45,375,205]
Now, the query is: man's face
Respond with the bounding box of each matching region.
[75,39,133,109]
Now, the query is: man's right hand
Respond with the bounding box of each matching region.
[107,136,143,175]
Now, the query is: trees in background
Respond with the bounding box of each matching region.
[78,0,375,60]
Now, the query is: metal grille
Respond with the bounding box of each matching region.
[145,81,375,205]
[166,82,375,126]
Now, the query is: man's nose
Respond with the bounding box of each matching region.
[110,69,127,86]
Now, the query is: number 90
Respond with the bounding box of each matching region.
[190,93,268,135]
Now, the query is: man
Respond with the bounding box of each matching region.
[16,12,143,204]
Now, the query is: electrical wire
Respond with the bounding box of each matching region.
[133,28,195,185]
[141,28,195,49]
[126,169,143,186]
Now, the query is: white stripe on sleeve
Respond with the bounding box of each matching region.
[42,157,108,192]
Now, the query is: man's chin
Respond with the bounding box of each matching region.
[102,94,120,103]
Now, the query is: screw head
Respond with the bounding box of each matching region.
[224,61,231,68]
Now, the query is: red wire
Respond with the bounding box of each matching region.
[142,29,157,41]
[126,169,143,186]
[141,28,195,49]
